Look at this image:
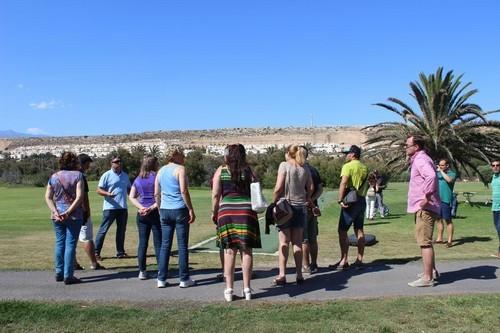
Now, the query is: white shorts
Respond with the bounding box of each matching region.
[79,217,94,242]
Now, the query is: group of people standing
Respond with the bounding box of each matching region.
[44,137,500,298]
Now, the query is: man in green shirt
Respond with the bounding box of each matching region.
[435,159,457,247]
[490,159,500,258]
[332,145,368,270]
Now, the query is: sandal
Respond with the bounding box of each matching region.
[446,242,453,248]
[272,276,286,286]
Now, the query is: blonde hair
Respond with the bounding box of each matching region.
[164,145,184,163]
[287,144,306,166]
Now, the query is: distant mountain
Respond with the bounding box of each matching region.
[0,130,47,138]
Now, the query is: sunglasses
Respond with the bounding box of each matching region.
[492,164,500,167]
[112,160,121,164]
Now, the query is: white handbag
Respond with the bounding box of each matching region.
[250,182,268,213]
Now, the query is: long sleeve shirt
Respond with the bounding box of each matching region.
[407,150,440,214]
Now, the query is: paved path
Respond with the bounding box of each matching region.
[1,259,498,303]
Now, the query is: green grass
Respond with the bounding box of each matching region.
[1,294,499,333]
[0,181,497,270]
[0,182,499,332]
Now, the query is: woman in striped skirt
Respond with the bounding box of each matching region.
[212,144,261,301]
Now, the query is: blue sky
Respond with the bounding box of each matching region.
[1,0,499,136]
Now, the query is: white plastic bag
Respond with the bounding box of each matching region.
[250,182,268,213]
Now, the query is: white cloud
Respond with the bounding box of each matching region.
[17,83,24,89]
[29,99,62,110]
[26,128,47,135]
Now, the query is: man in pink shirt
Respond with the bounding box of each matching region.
[405,135,440,287]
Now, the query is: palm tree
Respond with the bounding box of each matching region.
[364,67,500,183]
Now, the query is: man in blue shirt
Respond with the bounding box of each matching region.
[95,155,131,260]
[435,159,457,247]
[491,159,500,258]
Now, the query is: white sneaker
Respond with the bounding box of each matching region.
[417,270,440,280]
[179,278,196,288]
[224,288,233,302]
[242,287,253,300]
[157,279,167,288]
[138,271,148,280]
[408,277,434,287]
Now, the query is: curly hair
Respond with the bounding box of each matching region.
[59,151,79,171]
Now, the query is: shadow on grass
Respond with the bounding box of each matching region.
[369,256,421,265]
[378,213,406,220]
[452,236,493,247]
[364,221,390,226]
[437,265,498,285]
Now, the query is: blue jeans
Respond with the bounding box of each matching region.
[136,210,162,271]
[52,219,83,279]
[95,209,128,256]
[157,208,190,282]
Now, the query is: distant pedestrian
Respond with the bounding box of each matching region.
[155,146,196,288]
[434,159,457,247]
[272,144,313,286]
[332,145,368,270]
[212,144,261,301]
[300,146,323,274]
[45,152,84,284]
[74,153,104,270]
[129,155,161,280]
[373,170,388,217]
[490,159,500,258]
[365,173,377,220]
[405,135,440,287]
[95,155,131,260]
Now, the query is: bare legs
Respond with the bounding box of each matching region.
[224,247,253,291]
[337,228,364,266]
[278,227,304,280]
[435,219,454,245]
[421,245,436,281]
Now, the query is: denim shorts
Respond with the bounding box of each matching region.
[440,202,452,222]
[278,205,306,230]
[493,211,500,235]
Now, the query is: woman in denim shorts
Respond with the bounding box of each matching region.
[272,145,313,285]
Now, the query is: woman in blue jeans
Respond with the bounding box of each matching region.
[45,152,84,285]
[154,146,196,288]
[129,155,161,280]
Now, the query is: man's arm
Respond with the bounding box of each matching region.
[338,175,349,208]
[420,160,438,208]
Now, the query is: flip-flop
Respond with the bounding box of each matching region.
[446,242,453,248]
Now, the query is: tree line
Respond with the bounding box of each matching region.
[0,145,493,189]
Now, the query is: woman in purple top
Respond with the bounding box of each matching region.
[45,152,84,285]
[129,155,161,280]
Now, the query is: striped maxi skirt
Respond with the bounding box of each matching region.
[216,195,262,250]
